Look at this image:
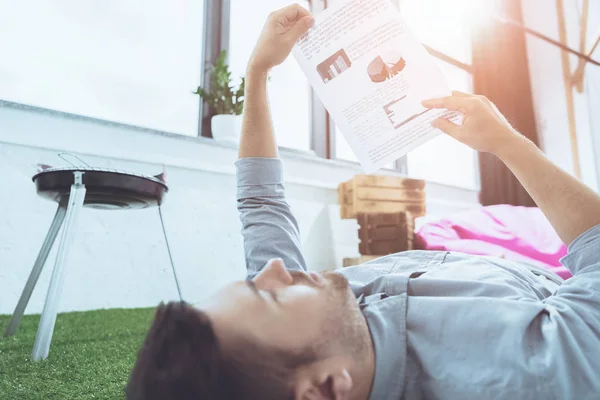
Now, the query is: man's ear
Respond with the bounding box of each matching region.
[294,366,353,400]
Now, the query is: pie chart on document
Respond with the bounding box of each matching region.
[367,50,406,83]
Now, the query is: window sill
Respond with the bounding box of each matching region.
[0,99,479,208]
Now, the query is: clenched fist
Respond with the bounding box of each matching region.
[248,4,315,74]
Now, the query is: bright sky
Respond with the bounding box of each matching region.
[0,0,204,136]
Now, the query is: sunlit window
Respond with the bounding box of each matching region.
[0,0,205,136]
[401,0,478,189]
[407,59,477,189]
[400,0,473,64]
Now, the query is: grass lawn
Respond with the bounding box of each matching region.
[0,308,156,400]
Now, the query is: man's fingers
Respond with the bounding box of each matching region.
[422,91,478,112]
[290,15,315,38]
[421,97,448,109]
[278,3,312,22]
[452,90,472,98]
[422,96,469,112]
[274,3,314,40]
[432,117,461,137]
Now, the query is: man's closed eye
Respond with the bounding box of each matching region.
[246,280,279,303]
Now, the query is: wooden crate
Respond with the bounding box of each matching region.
[338,175,426,219]
[357,212,414,255]
[357,212,413,227]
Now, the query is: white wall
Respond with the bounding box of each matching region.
[0,101,478,315]
[522,0,599,191]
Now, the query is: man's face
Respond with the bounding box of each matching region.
[202,259,359,355]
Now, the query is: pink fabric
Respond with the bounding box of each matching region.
[416,205,572,279]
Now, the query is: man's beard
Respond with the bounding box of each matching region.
[294,270,370,358]
[288,269,350,292]
[289,270,354,311]
[322,271,352,291]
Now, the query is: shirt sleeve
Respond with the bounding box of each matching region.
[507,224,600,395]
[559,224,600,275]
[536,224,600,394]
[236,157,307,278]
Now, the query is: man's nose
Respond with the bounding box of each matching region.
[253,259,293,288]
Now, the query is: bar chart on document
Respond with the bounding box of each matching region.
[317,49,353,83]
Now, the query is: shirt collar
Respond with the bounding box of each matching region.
[361,295,407,400]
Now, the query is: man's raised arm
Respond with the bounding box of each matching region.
[238,4,314,159]
[236,5,315,277]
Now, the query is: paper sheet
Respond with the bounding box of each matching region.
[293,0,459,172]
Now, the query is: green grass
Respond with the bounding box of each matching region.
[0,308,156,400]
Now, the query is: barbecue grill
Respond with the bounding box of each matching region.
[32,167,168,209]
[4,154,183,361]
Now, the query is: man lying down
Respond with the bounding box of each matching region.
[126,5,600,400]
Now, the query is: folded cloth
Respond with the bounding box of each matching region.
[415,205,571,279]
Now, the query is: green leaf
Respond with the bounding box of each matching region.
[193,50,245,115]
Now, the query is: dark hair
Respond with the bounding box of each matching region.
[126,302,314,400]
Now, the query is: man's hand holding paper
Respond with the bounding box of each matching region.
[248,4,315,74]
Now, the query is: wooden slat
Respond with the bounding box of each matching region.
[359,239,413,255]
[345,184,354,205]
[357,212,411,227]
[353,175,426,190]
[576,0,589,92]
[338,182,347,219]
[357,211,415,255]
[354,200,426,217]
[356,187,426,202]
[337,183,345,207]
[359,226,409,241]
[572,31,600,91]
[343,255,382,268]
[338,182,354,219]
[339,175,426,219]
[556,0,581,178]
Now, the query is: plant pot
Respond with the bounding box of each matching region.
[211,114,243,144]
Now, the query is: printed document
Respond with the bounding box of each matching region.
[293,0,460,172]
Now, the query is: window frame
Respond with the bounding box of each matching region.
[199,0,231,138]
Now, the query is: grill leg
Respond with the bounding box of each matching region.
[4,201,68,337]
[158,206,183,302]
[32,175,86,361]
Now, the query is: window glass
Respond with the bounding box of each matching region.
[0,0,205,136]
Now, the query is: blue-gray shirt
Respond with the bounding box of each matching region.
[236,158,600,400]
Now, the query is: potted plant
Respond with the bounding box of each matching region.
[194,50,245,143]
